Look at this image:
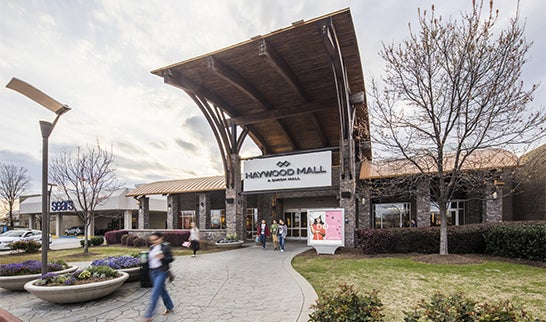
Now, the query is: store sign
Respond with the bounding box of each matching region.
[50,200,75,212]
[243,151,332,192]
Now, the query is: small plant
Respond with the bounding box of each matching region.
[133,237,146,247]
[226,233,238,241]
[0,260,67,276]
[80,237,104,247]
[9,240,41,253]
[309,283,384,322]
[403,292,537,322]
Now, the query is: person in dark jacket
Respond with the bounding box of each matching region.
[256,219,270,249]
[142,232,174,321]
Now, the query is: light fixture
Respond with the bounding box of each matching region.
[6,77,70,275]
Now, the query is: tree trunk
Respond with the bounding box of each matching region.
[439,201,449,255]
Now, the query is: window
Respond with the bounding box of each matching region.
[373,202,412,228]
[210,209,226,229]
[430,200,465,226]
[178,210,196,229]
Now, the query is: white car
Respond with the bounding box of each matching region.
[0,229,52,251]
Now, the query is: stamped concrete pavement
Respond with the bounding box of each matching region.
[0,241,317,322]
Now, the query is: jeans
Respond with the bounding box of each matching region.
[278,234,285,251]
[260,234,266,248]
[144,269,174,318]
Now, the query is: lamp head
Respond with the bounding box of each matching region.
[6,77,70,115]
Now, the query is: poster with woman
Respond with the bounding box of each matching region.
[307,208,344,253]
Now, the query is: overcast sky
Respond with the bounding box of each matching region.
[1,0,544,194]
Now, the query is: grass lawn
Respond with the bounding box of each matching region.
[0,245,214,265]
[292,250,546,321]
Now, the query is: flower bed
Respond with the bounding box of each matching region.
[0,260,77,291]
[91,255,141,282]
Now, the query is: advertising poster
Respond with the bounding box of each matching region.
[307,208,344,247]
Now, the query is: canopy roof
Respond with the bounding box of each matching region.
[152,8,369,161]
[127,176,225,197]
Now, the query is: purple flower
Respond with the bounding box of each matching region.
[91,255,139,269]
[0,260,67,276]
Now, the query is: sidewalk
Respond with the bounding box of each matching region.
[0,241,317,322]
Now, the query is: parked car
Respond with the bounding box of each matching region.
[0,229,52,251]
[65,226,85,236]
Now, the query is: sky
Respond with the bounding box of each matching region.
[1,0,544,194]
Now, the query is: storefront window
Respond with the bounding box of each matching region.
[178,210,195,229]
[373,202,411,228]
[245,208,258,239]
[430,201,465,226]
[210,209,226,229]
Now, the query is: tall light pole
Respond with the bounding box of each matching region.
[6,77,71,275]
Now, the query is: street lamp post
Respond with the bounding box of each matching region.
[6,77,71,275]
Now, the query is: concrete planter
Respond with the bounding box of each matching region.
[214,240,244,248]
[118,267,140,282]
[24,271,129,303]
[0,266,78,292]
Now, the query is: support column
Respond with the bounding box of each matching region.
[166,195,177,229]
[123,210,132,229]
[138,197,150,229]
[55,214,63,237]
[225,154,243,239]
[415,179,431,227]
[198,193,208,230]
[484,183,503,222]
[29,214,36,230]
[339,139,357,247]
[357,184,371,229]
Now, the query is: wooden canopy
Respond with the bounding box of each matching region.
[151,8,370,167]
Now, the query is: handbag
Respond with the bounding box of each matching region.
[182,241,191,247]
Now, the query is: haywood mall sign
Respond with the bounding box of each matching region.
[243,151,332,192]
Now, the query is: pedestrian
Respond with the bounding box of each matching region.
[278,219,288,252]
[190,222,200,257]
[142,232,175,322]
[270,219,279,250]
[256,219,270,249]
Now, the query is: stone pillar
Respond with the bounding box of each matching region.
[225,154,243,239]
[339,139,357,247]
[357,183,371,228]
[415,179,431,227]
[123,210,132,229]
[138,197,150,229]
[198,193,208,230]
[55,214,63,237]
[166,195,177,229]
[484,183,503,222]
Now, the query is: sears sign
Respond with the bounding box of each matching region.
[243,151,332,192]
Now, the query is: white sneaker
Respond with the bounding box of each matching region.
[281,249,284,252]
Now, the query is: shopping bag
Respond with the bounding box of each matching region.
[182,241,191,247]
[255,236,260,243]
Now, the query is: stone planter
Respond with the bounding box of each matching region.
[214,240,244,248]
[118,267,140,282]
[24,271,129,304]
[0,265,78,292]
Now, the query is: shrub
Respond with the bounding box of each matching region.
[35,265,119,286]
[403,292,537,322]
[309,283,384,322]
[80,237,105,247]
[484,224,546,261]
[9,240,41,253]
[133,237,146,247]
[120,233,130,245]
[126,234,139,246]
[104,230,129,245]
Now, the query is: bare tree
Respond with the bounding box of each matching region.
[0,163,31,229]
[49,143,123,254]
[367,1,545,254]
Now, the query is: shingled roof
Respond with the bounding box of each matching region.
[127,176,225,196]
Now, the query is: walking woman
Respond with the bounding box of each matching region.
[278,219,288,252]
[190,222,200,257]
[142,232,174,321]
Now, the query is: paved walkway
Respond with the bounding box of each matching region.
[0,242,317,322]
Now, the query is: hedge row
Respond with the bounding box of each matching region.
[105,230,190,247]
[355,221,545,261]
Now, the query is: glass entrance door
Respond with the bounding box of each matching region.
[283,209,308,239]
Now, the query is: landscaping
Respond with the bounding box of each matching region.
[293,249,546,321]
